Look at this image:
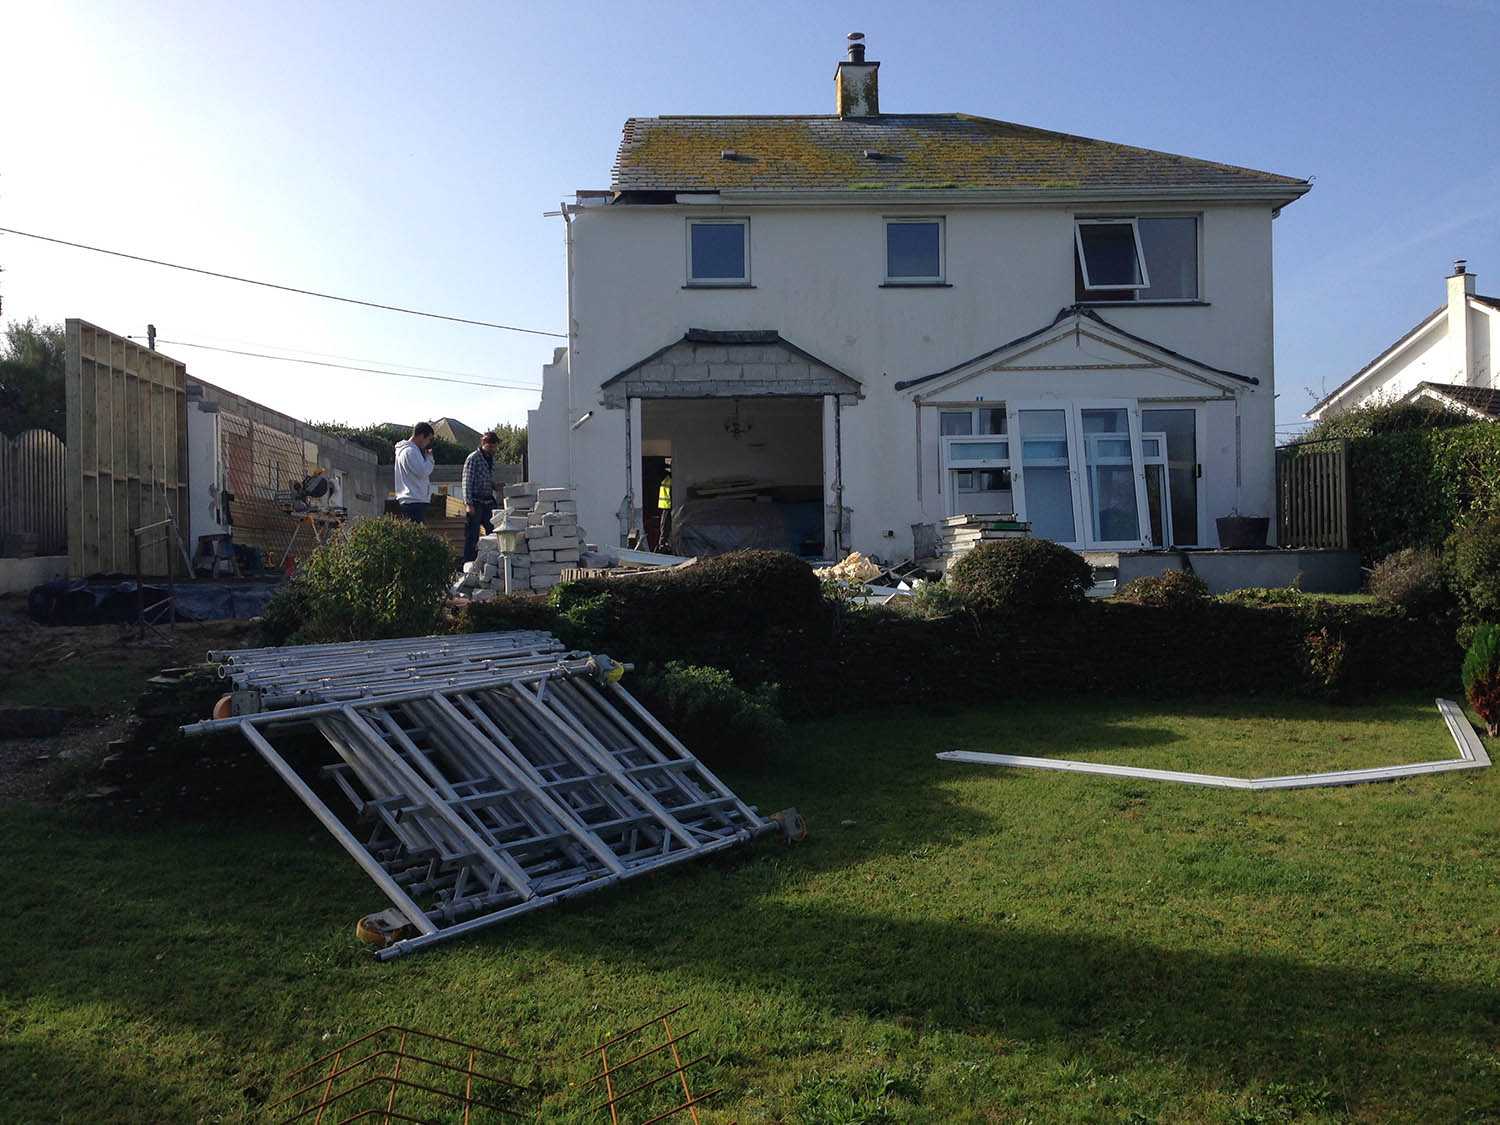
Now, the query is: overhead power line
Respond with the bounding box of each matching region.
[0,226,567,339]
[148,338,542,391]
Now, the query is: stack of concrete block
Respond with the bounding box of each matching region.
[453,483,589,599]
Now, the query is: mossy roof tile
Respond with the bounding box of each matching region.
[612,114,1308,200]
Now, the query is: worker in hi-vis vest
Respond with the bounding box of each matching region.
[656,458,673,551]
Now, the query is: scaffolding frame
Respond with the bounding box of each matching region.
[184,633,786,960]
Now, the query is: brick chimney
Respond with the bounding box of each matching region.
[1448,259,1476,384]
[835,32,879,117]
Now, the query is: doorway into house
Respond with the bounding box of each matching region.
[640,397,825,556]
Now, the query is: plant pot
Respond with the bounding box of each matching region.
[1216,516,1269,550]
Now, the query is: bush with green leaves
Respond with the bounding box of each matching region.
[1348,422,1500,562]
[634,660,786,766]
[1461,623,1500,736]
[1367,547,1449,615]
[1445,515,1500,625]
[247,579,315,646]
[947,537,1094,614]
[294,515,456,642]
[1117,568,1210,609]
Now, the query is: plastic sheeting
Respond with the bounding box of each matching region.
[27,576,283,625]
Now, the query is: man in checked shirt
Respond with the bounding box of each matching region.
[461,430,499,563]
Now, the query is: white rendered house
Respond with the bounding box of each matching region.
[1306,261,1500,423]
[529,36,1310,558]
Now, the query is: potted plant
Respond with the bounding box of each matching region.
[1215,510,1269,549]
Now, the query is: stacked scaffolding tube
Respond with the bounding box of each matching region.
[184,632,781,959]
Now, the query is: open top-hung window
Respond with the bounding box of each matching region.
[687,219,749,285]
[1075,216,1198,302]
[885,218,944,283]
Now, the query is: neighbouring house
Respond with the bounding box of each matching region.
[1306,261,1500,423]
[529,35,1310,558]
[433,417,484,449]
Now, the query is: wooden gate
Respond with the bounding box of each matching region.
[0,429,67,555]
[1276,437,1350,549]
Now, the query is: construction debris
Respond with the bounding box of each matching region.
[269,1025,535,1123]
[814,551,883,583]
[455,483,616,598]
[936,513,1030,570]
[267,1004,728,1123]
[182,632,799,959]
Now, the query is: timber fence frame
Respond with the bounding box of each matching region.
[1276,436,1351,550]
[0,428,66,555]
[65,320,188,578]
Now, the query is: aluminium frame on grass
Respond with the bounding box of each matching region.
[938,698,1490,790]
[184,635,782,960]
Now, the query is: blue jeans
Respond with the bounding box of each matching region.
[399,501,429,524]
[463,503,495,562]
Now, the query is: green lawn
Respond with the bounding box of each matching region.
[3,695,1497,1123]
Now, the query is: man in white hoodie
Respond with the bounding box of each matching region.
[393,421,436,523]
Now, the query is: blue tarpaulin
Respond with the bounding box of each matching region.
[27,577,283,625]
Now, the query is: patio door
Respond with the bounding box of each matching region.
[1008,400,1151,550]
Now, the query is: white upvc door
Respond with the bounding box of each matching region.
[1008,400,1151,550]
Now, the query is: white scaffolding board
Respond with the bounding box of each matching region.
[185,633,787,959]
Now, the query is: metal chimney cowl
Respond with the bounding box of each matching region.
[835,32,879,117]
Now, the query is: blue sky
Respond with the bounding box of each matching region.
[2,0,1497,439]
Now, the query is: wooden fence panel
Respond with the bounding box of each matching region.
[65,320,188,578]
[0,429,67,555]
[1276,438,1350,550]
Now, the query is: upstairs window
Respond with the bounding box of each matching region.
[1075,216,1198,302]
[687,219,748,285]
[885,218,944,283]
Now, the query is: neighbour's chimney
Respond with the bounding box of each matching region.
[835,32,879,117]
[1448,259,1477,384]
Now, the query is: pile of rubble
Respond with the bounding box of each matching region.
[454,483,615,599]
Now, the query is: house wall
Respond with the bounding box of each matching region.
[540,198,1282,554]
[185,379,382,567]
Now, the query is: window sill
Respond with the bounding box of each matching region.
[1075,299,1210,307]
[683,283,756,289]
[880,282,952,289]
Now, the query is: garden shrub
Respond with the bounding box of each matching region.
[947,538,1094,614]
[248,579,314,646]
[1218,582,1309,607]
[1301,623,1349,701]
[295,515,456,642]
[549,588,610,650]
[1461,623,1500,736]
[1117,569,1209,609]
[909,577,965,618]
[1445,515,1500,624]
[1367,547,1449,615]
[633,660,787,766]
[1349,422,1500,562]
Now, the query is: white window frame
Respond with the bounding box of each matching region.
[1075,218,1149,291]
[1076,215,1201,301]
[1006,399,1152,550]
[686,218,749,286]
[884,217,945,284]
[938,406,1011,516]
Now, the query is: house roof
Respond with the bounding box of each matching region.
[894,305,1255,392]
[1306,288,1500,417]
[1306,307,1447,416]
[1415,382,1500,420]
[433,417,483,448]
[611,114,1310,205]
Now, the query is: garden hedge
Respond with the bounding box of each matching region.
[463,551,1460,718]
[1349,421,1500,563]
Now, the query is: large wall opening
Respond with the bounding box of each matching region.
[641,396,824,556]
